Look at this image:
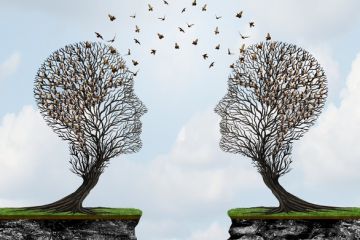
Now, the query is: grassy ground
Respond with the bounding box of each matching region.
[228,207,360,219]
[0,207,142,220]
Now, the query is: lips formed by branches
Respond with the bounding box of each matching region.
[215,41,328,177]
[34,42,147,177]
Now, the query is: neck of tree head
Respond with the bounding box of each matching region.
[215,41,327,178]
[34,42,147,179]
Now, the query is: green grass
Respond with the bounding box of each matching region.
[228,207,360,219]
[0,207,142,220]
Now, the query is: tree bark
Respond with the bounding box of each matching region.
[25,169,102,214]
[261,172,338,213]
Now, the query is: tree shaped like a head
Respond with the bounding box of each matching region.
[215,41,336,213]
[30,42,147,214]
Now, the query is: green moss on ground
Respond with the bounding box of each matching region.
[228,207,360,219]
[0,207,142,219]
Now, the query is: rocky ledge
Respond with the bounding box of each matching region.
[229,219,360,240]
[0,219,140,240]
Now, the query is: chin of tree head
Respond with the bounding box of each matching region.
[33,41,147,177]
[215,41,328,177]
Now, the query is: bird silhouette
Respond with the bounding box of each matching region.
[215,15,222,19]
[134,38,141,45]
[202,53,208,59]
[230,63,235,69]
[181,8,186,13]
[214,26,219,35]
[163,0,169,5]
[158,16,166,21]
[202,4,207,11]
[95,32,103,39]
[107,34,116,43]
[239,33,249,39]
[109,46,117,54]
[150,49,156,55]
[192,38,198,45]
[130,14,136,19]
[256,43,263,49]
[135,25,140,33]
[133,70,139,76]
[148,4,154,11]
[236,11,243,18]
[215,44,220,50]
[126,49,131,55]
[157,33,164,39]
[249,22,255,27]
[187,23,194,28]
[209,62,215,68]
[175,43,180,49]
[228,48,234,55]
[179,27,185,33]
[266,33,271,41]
[192,0,196,6]
[85,42,91,48]
[108,14,116,21]
[239,44,245,53]
[132,60,139,66]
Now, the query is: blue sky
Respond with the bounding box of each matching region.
[1,1,360,239]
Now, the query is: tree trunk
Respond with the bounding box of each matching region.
[25,170,102,214]
[261,172,338,213]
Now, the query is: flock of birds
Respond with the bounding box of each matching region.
[94,0,272,71]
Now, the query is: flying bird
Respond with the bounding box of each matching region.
[108,14,116,21]
[181,8,186,13]
[135,25,140,33]
[228,48,234,55]
[85,42,91,48]
[148,4,154,11]
[192,38,198,45]
[266,32,271,41]
[236,11,243,18]
[150,49,156,55]
[249,22,255,28]
[202,53,208,59]
[179,27,185,33]
[107,34,116,43]
[157,33,164,39]
[192,0,196,6]
[202,4,207,11]
[126,49,131,56]
[214,26,219,35]
[95,32,103,39]
[215,44,220,50]
[215,15,222,19]
[239,33,249,39]
[209,62,215,68]
[158,16,166,21]
[132,60,139,66]
[187,23,194,28]
[163,0,169,5]
[130,14,136,19]
[134,38,141,45]
[133,70,139,76]
[175,43,180,49]
[230,63,235,69]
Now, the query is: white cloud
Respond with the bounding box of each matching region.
[0,105,79,205]
[0,52,21,81]
[188,222,228,240]
[294,52,360,189]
